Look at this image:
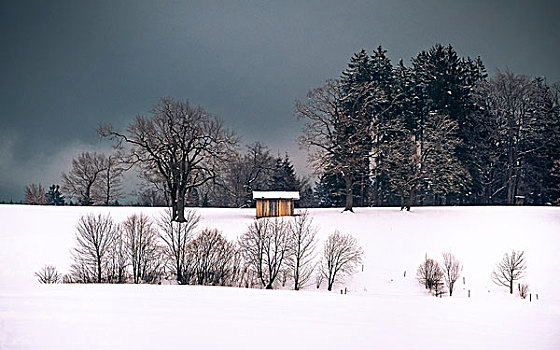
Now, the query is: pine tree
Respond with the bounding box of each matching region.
[339,49,374,208]
[314,172,345,207]
[46,184,65,205]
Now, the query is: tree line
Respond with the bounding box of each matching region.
[36,208,532,299]
[22,43,560,213]
[36,210,363,292]
[299,44,560,211]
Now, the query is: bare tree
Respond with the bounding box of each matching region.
[70,213,116,283]
[62,152,107,205]
[491,250,527,294]
[479,71,553,204]
[288,211,317,290]
[223,142,275,208]
[92,153,124,205]
[106,227,128,283]
[417,254,444,294]
[137,185,168,207]
[239,218,291,289]
[296,80,359,212]
[123,213,161,284]
[441,252,462,297]
[35,265,60,284]
[187,228,238,286]
[24,183,46,205]
[297,79,400,211]
[100,97,239,222]
[320,231,363,291]
[157,209,199,284]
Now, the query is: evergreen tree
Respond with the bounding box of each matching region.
[339,49,374,207]
[46,184,65,205]
[409,44,486,203]
[269,154,300,191]
[314,172,345,208]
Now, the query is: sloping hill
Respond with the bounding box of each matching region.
[1,205,559,349]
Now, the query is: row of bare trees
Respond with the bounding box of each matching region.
[68,212,164,284]
[239,212,363,291]
[417,249,528,298]
[40,210,364,291]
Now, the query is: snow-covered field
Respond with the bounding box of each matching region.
[1,205,559,349]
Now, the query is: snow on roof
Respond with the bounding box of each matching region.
[252,191,300,200]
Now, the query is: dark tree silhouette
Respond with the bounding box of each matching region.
[100,97,238,222]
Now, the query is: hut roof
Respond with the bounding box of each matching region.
[252,191,300,200]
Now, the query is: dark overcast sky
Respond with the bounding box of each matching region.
[1,0,559,202]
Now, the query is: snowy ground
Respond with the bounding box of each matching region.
[1,205,559,349]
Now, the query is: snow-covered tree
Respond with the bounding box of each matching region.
[381,113,470,210]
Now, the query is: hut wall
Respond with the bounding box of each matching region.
[256,199,294,218]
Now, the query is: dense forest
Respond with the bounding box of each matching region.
[22,44,560,210]
[298,44,560,210]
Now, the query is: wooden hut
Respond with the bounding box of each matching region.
[253,191,300,218]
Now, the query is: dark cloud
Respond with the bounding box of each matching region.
[1,0,558,202]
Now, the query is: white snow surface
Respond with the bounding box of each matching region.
[1,205,559,349]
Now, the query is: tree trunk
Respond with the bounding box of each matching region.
[174,190,187,222]
[97,257,102,283]
[405,194,413,211]
[343,174,354,212]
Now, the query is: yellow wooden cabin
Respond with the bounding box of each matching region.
[253,191,300,218]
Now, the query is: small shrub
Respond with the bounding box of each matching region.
[518,283,529,299]
[417,254,444,295]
